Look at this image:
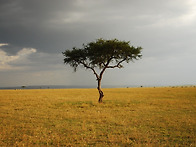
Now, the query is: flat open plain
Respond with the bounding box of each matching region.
[0,87,196,146]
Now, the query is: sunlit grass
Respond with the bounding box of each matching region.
[0,87,196,146]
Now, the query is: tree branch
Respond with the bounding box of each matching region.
[80,61,100,80]
[106,58,127,68]
[99,57,114,80]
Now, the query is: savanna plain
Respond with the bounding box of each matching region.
[0,87,196,146]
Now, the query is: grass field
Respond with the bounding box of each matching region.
[0,87,196,146]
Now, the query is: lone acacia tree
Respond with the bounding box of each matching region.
[62,38,142,103]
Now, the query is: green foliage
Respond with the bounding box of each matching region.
[62,38,142,71]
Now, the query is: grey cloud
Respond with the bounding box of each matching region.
[0,0,196,87]
[1,0,192,54]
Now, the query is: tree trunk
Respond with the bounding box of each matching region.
[97,79,104,103]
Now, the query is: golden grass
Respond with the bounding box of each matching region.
[0,87,196,146]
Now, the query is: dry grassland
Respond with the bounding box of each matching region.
[0,87,196,146]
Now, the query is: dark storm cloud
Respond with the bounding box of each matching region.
[0,0,77,53]
[1,0,192,54]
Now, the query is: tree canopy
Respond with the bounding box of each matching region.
[63,38,142,102]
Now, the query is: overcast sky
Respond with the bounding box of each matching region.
[0,0,196,87]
